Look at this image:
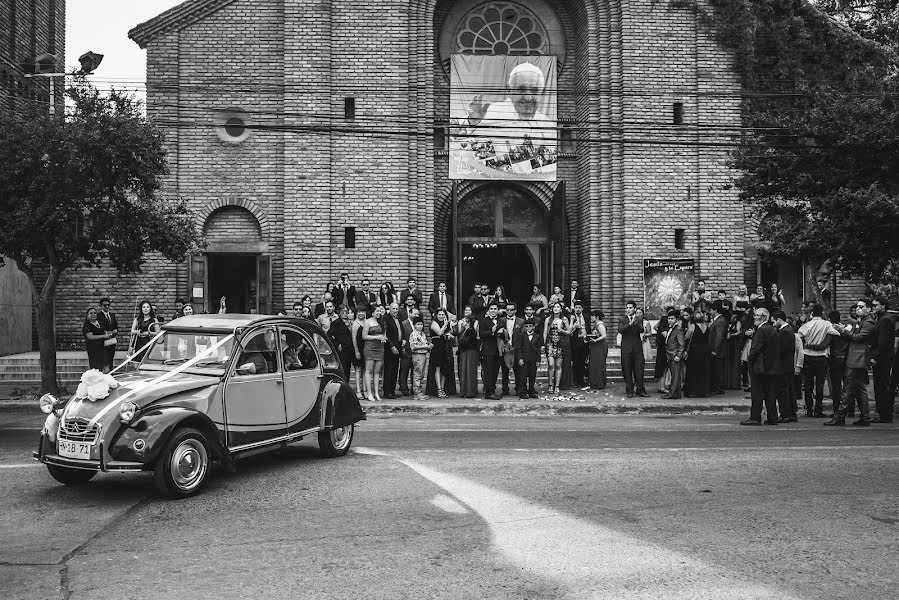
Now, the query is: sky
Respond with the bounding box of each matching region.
[65,0,183,100]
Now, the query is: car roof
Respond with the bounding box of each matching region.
[164,314,321,335]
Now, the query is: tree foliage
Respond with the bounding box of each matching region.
[679,0,899,290]
[0,80,203,393]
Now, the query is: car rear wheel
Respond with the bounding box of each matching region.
[318,424,354,457]
[154,427,211,499]
[47,464,96,485]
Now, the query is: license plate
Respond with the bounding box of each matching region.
[58,440,92,460]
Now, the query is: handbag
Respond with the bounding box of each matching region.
[103,337,118,347]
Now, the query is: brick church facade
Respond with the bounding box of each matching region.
[49,0,802,347]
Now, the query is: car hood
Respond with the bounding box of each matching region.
[61,370,218,423]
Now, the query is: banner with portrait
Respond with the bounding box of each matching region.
[643,259,696,318]
[449,54,558,181]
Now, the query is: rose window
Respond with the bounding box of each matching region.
[455,2,548,56]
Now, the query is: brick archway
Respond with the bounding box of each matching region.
[196,197,269,238]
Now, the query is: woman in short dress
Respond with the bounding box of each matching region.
[456,307,480,398]
[426,308,457,398]
[362,305,387,401]
[130,300,160,361]
[350,306,368,400]
[83,307,111,371]
[587,310,608,389]
[530,284,548,315]
[543,302,570,394]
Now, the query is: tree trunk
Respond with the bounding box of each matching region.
[804,259,832,312]
[35,295,59,395]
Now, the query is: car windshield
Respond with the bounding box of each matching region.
[142,332,235,372]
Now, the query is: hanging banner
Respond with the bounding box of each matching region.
[643,259,696,318]
[449,54,558,181]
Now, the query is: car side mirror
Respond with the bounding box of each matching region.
[235,363,256,376]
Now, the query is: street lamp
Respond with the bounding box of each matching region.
[23,51,104,115]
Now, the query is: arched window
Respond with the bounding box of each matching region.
[458,185,547,240]
[456,2,548,56]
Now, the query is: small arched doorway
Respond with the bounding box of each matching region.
[455,185,549,306]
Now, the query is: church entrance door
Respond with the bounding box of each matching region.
[188,254,272,315]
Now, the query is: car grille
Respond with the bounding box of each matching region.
[58,417,100,444]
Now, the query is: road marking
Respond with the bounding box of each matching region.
[400,458,800,599]
[352,446,389,456]
[0,463,41,469]
[430,493,470,514]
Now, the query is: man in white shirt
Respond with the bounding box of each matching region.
[798,303,840,417]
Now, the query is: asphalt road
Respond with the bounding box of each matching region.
[1,413,898,600]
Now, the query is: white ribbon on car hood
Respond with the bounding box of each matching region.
[88,334,235,427]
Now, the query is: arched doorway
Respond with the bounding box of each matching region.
[455,185,549,306]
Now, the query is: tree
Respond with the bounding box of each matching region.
[0,80,202,394]
[679,0,899,304]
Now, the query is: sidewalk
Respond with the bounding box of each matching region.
[0,381,758,415]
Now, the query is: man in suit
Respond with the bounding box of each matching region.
[313,292,333,318]
[562,280,586,315]
[467,283,483,311]
[772,310,801,422]
[382,302,404,399]
[618,301,648,398]
[403,278,423,308]
[500,301,525,396]
[479,302,505,399]
[513,318,543,399]
[471,285,489,319]
[869,297,895,423]
[353,279,377,314]
[661,311,686,399]
[742,308,780,425]
[826,298,878,426]
[427,281,456,319]
[332,273,356,312]
[97,297,119,372]
[569,301,589,386]
[323,301,353,380]
[398,294,418,322]
[398,306,417,396]
[708,302,729,395]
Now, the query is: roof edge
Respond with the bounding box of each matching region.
[128,0,239,49]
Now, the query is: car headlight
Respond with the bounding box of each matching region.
[119,401,138,422]
[39,394,58,414]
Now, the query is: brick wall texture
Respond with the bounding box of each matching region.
[44,0,862,348]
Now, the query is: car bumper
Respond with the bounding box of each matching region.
[33,451,145,472]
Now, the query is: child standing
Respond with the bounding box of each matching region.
[410,318,433,401]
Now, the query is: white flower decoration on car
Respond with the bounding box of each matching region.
[75,369,120,402]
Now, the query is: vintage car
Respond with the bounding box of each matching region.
[33,315,365,498]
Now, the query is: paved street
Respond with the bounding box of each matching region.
[1,412,898,599]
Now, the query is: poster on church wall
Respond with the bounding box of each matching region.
[449,54,558,181]
[643,259,696,318]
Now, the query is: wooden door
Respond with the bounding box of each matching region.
[187,255,209,314]
[256,255,271,315]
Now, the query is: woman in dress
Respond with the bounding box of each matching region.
[549,285,565,308]
[587,310,608,390]
[493,286,508,311]
[685,311,711,397]
[379,282,398,308]
[725,311,743,390]
[767,283,786,313]
[350,306,367,400]
[543,302,570,394]
[362,305,387,401]
[749,285,766,309]
[455,307,480,398]
[636,307,654,364]
[83,307,112,371]
[426,308,457,398]
[130,300,160,361]
[654,306,672,385]
[530,284,548,315]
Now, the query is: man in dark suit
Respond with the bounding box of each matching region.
[826,298,878,426]
[398,307,417,396]
[427,281,456,318]
[513,318,543,399]
[661,311,686,399]
[353,279,377,314]
[403,278,423,308]
[869,297,895,423]
[569,301,589,386]
[398,294,418,322]
[332,273,356,312]
[324,301,353,380]
[313,292,333,318]
[562,280,586,315]
[708,302,729,395]
[97,297,119,372]
[382,302,404,399]
[772,310,799,422]
[743,308,780,425]
[479,303,505,399]
[618,301,648,398]
[471,285,489,319]
[500,301,525,396]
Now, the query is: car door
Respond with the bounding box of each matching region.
[279,326,323,435]
[224,326,288,449]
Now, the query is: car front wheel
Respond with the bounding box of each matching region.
[154,427,211,499]
[318,424,354,457]
[47,464,96,485]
